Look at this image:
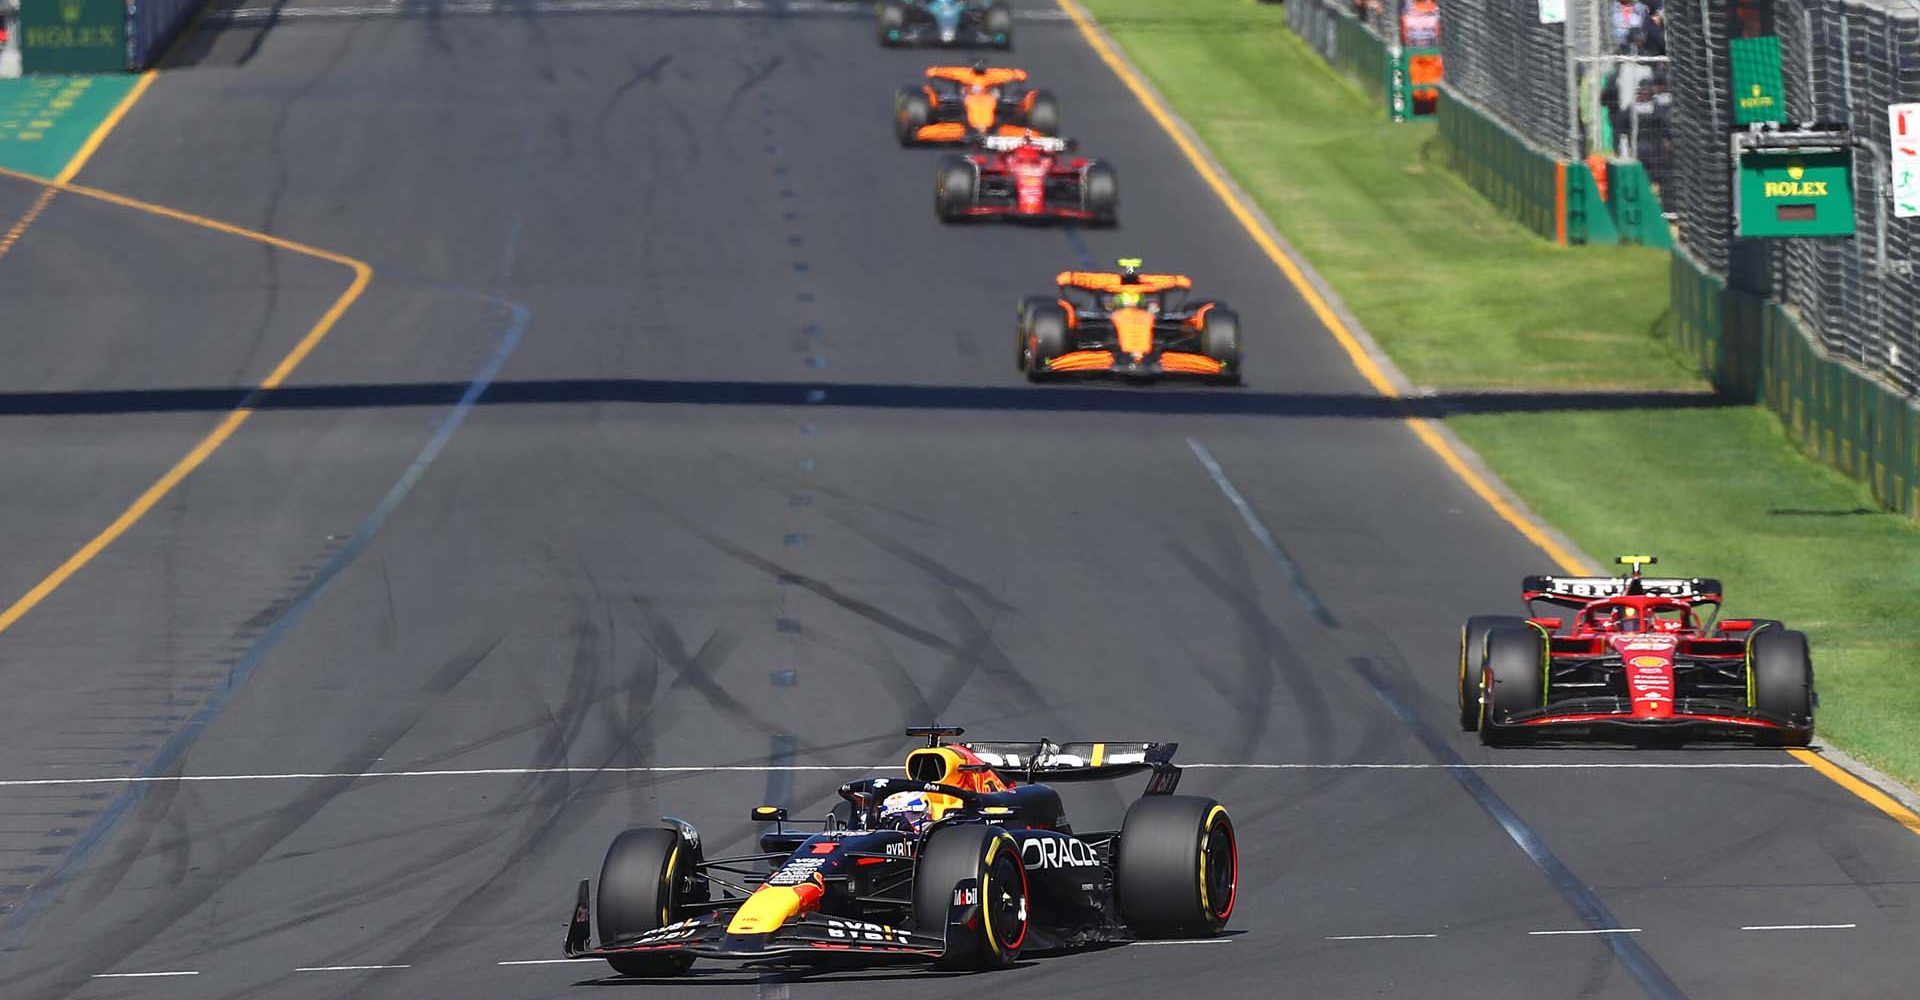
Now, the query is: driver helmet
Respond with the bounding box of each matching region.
[881,790,936,833]
[1608,606,1640,631]
[970,59,989,76]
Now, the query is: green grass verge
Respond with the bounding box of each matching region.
[1079,0,1920,783]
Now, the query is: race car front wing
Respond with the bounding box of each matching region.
[564,878,957,964]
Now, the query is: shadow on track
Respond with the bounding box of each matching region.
[0,379,1733,419]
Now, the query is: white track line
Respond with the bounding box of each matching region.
[294,964,411,972]
[1325,933,1440,941]
[1740,923,1857,931]
[91,971,200,978]
[0,761,1809,788]
[1528,928,1643,936]
[1127,938,1233,946]
[498,958,603,966]
[213,1,1068,22]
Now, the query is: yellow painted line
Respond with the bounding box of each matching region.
[1050,0,1593,577]
[0,187,57,261]
[54,70,159,186]
[0,165,373,639]
[1789,749,1920,835]
[1055,0,1920,833]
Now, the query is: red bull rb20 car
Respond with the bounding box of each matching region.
[1017,259,1240,381]
[934,134,1116,225]
[895,63,1059,146]
[563,728,1237,976]
[1460,556,1816,746]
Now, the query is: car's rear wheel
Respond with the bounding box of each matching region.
[598,828,696,977]
[1480,626,1546,746]
[877,1,906,46]
[985,2,1013,47]
[1749,627,1814,746]
[895,87,932,146]
[1024,302,1072,380]
[1025,89,1060,134]
[913,825,1026,970]
[935,155,978,223]
[1081,161,1118,226]
[1116,796,1237,937]
[1459,615,1527,731]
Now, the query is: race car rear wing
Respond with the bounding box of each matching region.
[963,740,1182,794]
[1522,574,1723,606]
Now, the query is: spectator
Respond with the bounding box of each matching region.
[1644,9,1667,56]
[1401,0,1441,47]
[1614,0,1649,52]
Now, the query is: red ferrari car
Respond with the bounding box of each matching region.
[1460,556,1815,746]
[934,134,1116,225]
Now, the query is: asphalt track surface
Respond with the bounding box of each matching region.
[0,1,1915,997]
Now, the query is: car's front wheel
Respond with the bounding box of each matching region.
[597,828,696,977]
[914,825,1026,969]
[1749,626,1815,746]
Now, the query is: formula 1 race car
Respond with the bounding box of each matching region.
[878,0,1013,49]
[1460,556,1816,747]
[934,134,1116,225]
[1017,259,1241,381]
[895,63,1059,146]
[563,727,1237,976]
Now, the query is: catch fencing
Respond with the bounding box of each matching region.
[128,0,209,69]
[1667,0,1919,397]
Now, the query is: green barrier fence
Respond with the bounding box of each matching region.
[1332,11,1391,105]
[1671,249,1920,518]
[1436,87,1560,241]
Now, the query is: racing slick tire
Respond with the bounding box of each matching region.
[935,155,978,223]
[1116,795,1237,937]
[1017,296,1058,370]
[914,825,1027,970]
[895,87,932,146]
[1479,626,1547,746]
[1023,302,1073,380]
[597,828,696,977]
[1081,161,1118,227]
[1024,89,1060,134]
[984,1,1014,48]
[1458,614,1527,731]
[1749,627,1815,746]
[877,0,906,46]
[1199,306,1242,378]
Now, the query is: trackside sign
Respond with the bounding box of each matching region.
[21,0,127,74]
[1729,36,1788,126]
[1736,150,1855,237]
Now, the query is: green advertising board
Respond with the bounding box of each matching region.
[1729,36,1787,126]
[21,0,127,74]
[1736,149,1854,237]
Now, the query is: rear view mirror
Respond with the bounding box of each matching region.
[1528,617,1563,631]
[1718,619,1754,633]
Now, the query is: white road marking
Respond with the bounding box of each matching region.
[211,0,1068,22]
[91,971,200,978]
[1127,938,1233,946]
[294,964,411,972]
[498,958,605,966]
[1528,928,1643,936]
[0,761,1810,788]
[1740,923,1857,931]
[1325,933,1441,941]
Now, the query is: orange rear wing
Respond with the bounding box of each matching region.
[926,66,1028,87]
[1054,271,1193,295]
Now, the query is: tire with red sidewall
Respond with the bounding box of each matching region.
[597,828,695,977]
[913,824,1026,970]
[1116,795,1237,937]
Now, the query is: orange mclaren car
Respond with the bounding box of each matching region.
[895,61,1059,146]
[1017,258,1242,383]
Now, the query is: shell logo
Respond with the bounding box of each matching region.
[1630,655,1668,668]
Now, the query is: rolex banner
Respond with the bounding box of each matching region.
[21,0,128,74]
[1729,36,1788,126]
